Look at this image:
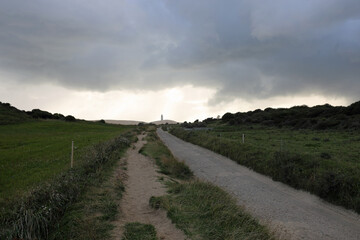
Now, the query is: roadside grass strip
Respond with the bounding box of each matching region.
[122,222,158,240]
[150,181,274,240]
[139,130,192,180]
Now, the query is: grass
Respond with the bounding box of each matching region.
[207,124,360,163]
[50,152,128,240]
[170,124,360,213]
[150,181,274,240]
[0,130,135,240]
[122,222,158,240]
[0,120,132,203]
[139,130,192,180]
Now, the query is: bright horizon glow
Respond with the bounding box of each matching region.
[0,80,349,123]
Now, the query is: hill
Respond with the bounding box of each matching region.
[0,102,32,125]
[199,101,360,130]
[106,119,178,125]
[150,119,178,125]
[0,102,77,125]
[105,120,146,125]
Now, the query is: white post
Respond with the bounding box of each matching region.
[71,141,74,168]
[242,134,245,144]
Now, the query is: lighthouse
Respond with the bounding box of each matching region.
[161,114,163,121]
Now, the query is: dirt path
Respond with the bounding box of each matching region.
[113,133,186,240]
[157,128,360,240]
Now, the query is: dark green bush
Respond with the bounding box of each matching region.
[216,101,360,130]
[53,113,65,120]
[272,152,304,188]
[65,115,76,121]
[320,152,331,159]
[28,109,54,119]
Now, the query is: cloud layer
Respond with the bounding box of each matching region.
[1,0,359,104]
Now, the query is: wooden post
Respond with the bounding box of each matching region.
[242,134,245,144]
[71,141,74,168]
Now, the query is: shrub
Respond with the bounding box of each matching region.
[28,109,54,119]
[218,101,360,130]
[272,151,304,188]
[320,152,331,159]
[346,101,360,115]
[53,113,65,120]
[65,115,76,121]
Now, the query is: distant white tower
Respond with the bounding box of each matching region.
[161,114,163,121]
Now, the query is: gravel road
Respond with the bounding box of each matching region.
[157,128,360,240]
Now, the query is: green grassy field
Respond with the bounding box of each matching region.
[206,124,360,166]
[170,124,360,213]
[0,120,131,203]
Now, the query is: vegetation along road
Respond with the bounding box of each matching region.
[157,128,360,240]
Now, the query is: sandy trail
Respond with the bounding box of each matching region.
[157,128,360,240]
[113,133,186,240]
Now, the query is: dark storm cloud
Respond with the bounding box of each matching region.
[0,0,359,102]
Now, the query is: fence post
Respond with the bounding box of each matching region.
[71,141,74,168]
[242,133,245,144]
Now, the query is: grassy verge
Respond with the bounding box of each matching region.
[170,126,360,213]
[50,150,127,240]
[122,222,158,240]
[0,130,136,240]
[139,130,192,180]
[0,120,132,203]
[150,181,274,240]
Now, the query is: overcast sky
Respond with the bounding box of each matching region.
[1,0,359,121]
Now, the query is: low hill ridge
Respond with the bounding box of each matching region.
[198,101,360,130]
[0,102,32,125]
[0,102,76,125]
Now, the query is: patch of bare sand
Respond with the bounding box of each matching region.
[112,134,186,240]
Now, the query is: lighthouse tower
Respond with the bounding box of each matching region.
[161,114,163,121]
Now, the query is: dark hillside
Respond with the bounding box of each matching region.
[0,102,77,125]
[219,101,360,130]
[0,102,32,125]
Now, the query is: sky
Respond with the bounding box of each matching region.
[0,0,359,122]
